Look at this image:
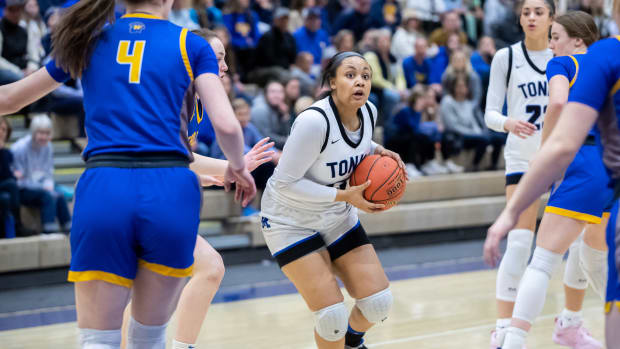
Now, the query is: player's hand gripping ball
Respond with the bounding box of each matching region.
[350,155,406,211]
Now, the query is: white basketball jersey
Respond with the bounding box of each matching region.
[261,97,377,229]
[504,41,553,166]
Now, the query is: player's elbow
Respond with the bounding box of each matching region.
[213,120,242,139]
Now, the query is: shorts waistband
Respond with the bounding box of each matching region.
[85,152,190,168]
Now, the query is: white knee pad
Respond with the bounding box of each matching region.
[313,302,348,342]
[564,235,588,290]
[79,328,121,349]
[580,240,608,299]
[355,288,393,324]
[496,229,534,301]
[127,316,167,349]
[512,247,563,324]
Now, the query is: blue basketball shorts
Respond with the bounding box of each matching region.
[68,166,202,288]
[545,144,614,224]
[607,199,620,313]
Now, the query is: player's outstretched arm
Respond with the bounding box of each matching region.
[0,67,61,115]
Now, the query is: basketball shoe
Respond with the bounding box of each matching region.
[552,318,602,349]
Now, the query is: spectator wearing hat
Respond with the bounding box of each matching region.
[250,7,297,84]
[391,8,424,62]
[0,0,38,85]
[332,0,376,41]
[428,10,468,47]
[293,7,329,66]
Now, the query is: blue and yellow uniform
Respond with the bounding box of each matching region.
[45,13,219,288]
[566,36,620,312]
[187,95,215,149]
[544,54,614,224]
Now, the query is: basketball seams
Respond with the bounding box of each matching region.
[369,163,401,201]
[364,155,382,183]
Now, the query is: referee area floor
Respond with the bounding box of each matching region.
[0,239,606,348]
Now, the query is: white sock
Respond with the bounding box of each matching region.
[580,241,607,299]
[172,339,196,348]
[502,327,528,349]
[558,308,583,327]
[79,328,121,349]
[496,318,511,331]
[127,317,167,349]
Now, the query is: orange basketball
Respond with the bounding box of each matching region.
[350,154,407,210]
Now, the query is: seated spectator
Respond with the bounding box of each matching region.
[251,7,297,85]
[429,10,468,47]
[252,0,275,33]
[0,0,37,85]
[169,0,200,29]
[575,0,619,38]
[251,81,291,150]
[428,31,463,91]
[288,0,314,33]
[369,0,400,30]
[284,77,301,120]
[364,28,407,121]
[322,0,347,35]
[20,0,46,69]
[391,8,424,62]
[333,0,376,41]
[210,98,280,191]
[470,36,496,110]
[384,85,448,177]
[294,95,315,116]
[402,36,433,88]
[404,0,445,32]
[486,0,522,49]
[223,0,261,80]
[11,115,71,233]
[293,7,330,69]
[290,51,316,96]
[357,28,379,53]
[440,73,504,171]
[190,0,223,29]
[0,116,34,237]
[322,28,354,61]
[441,48,482,106]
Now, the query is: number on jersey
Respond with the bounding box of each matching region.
[116,40,146,84]
[525,104,547,130]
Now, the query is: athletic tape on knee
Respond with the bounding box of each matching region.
[127,316,167,349]
[496,229,534,301]
[564,237,588,290]
[355,288,393,324]
[313,302,348,342]
[79,328,121,349]
[580,240,608,299]
[512,247,563,324]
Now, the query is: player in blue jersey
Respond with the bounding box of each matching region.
[485,1,620,347]
[485,11,609,348]
[0,0,257,348]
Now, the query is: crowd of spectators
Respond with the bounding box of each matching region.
[0,0,619,227]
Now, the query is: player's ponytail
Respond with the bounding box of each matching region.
[51,0,116,79]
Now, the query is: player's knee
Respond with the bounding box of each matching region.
[313,302,348,342]
[194,247,225,285]
[504,229,534,275]
[564,239,588,290]
[355,287,393,324]
[530,247,563,277]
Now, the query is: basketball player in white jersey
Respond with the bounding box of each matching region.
[484,0,554,346]
[260,51,405,349]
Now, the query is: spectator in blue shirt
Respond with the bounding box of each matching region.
[223,0,261,79]
[402,36,432,88]
[369,0,401,31]
[470,36,496,110]
[332,0,376,41]
[293,7,330,66]
[429,31,463,93]
[189,0,223,29]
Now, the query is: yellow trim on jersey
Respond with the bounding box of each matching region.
[602,211,612,218]
[606,301,620,314]
[568,55,579,88]
[179,28,194,81]
[68,270,133,288]
[122,13,164,20]
[611,78,620,96]
[138,259,194,278]
[615,35,620,42]
[544,206,602,224]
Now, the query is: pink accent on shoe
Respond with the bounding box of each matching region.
[552,318,603,349]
